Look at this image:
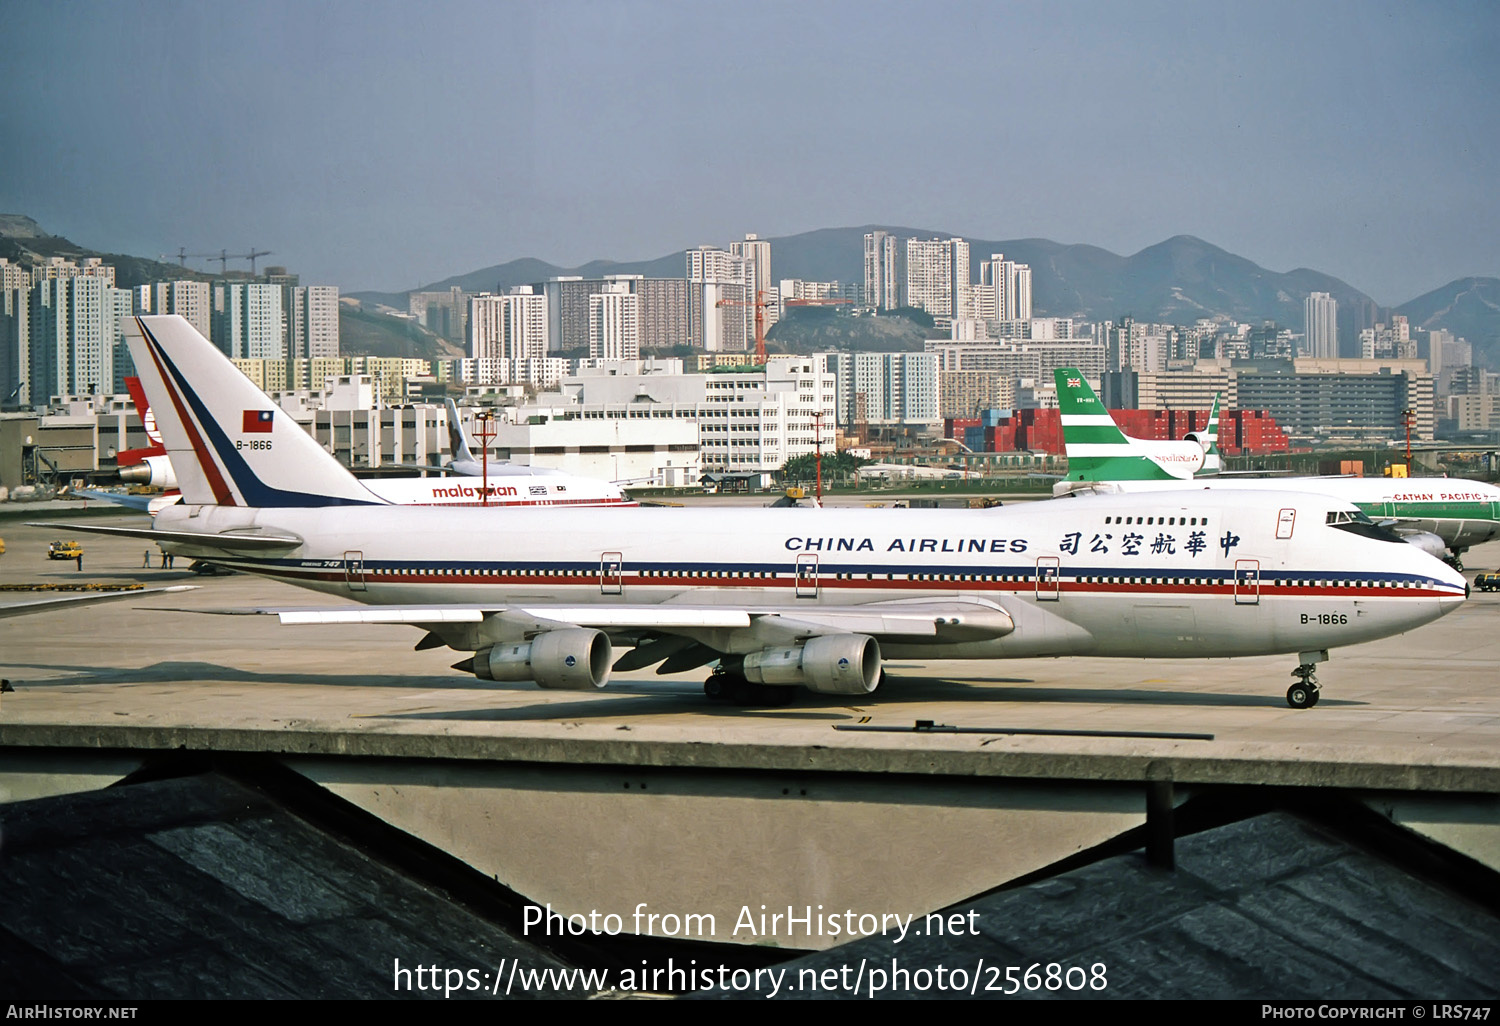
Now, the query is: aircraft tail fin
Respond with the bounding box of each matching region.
[124,315,384,508]
[1053,368,1179,481]
[1195,393,1223,475]
[445,398,478,465]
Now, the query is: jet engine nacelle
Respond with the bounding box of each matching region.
[1183,431,1209,450]
[1396,529,1450,561]
[472,628,612,690]
[118,455,178,490]
[742,634,882,695]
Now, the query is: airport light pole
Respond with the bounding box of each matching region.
[813,411,824,506]
[475,412,495,506]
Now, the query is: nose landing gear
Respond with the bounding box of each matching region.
[1286,649,1327,709]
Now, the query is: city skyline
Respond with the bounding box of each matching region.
[4,0,1498,305]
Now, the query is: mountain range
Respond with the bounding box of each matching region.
[3,215,1495,368]
[353,226,1499,368]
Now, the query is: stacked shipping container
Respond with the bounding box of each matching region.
[943,408,1289,456]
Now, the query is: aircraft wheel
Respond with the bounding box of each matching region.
[705,672,751,704]
[1286,682,1316,709]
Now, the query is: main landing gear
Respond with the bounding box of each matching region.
[704,667,796,707]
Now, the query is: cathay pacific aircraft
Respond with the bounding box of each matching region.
[49,316,1468,711]
[1053,369,1500,568]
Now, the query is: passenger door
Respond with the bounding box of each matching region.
[600,551,623,595]
[1234,559,1260,605]
[796,553,820,599]
[343,550,366,593]
[1035,555,1060,601]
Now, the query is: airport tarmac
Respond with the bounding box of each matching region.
[2,506,1499,994]
[1,512,1497,782]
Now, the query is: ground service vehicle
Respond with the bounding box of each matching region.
[47,540,83,560]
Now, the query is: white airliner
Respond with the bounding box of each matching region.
[428,397,567,480]
[108,382,633,512]
[1052,369,1500,567]
[55,315,1468,711]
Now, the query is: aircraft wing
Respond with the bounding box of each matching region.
[0,584,199,621]
[26,521,303,551]
[175,596,1016,648]
[74,489,157,512]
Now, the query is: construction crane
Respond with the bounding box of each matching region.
[161,248,275,274]
[715,289,776,364]
[241,249,274,273]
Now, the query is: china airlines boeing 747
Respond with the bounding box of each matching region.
[47,316,1468,710]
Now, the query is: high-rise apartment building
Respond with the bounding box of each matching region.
[293,285,340,360]
[1304,292,1338,359]
[410,287,468,343]
[730,233,772,305]
[541,277,608,353]
[17,275,130,401]
[686,246,748,352]
[138,280,212,339]
[469,287,548,361]
[212,282,284,360]
[1359,316,1415,361]
[30,256,116,287]
[824,352,941,426]
[863,231,902,310]
[633,277,688,349]
[0,288,23,404]
[980,253,1033,327]
[0,258,30,292]
[589,282,639,360]
[905,238,969,327]
[542,275,686,353]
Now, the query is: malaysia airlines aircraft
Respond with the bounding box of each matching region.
[1052,369,1500,567]
[429,397,564,480]
[108,386,633,513]
[56,315,1467,711]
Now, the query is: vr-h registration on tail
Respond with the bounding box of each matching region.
[61,316,1466,710]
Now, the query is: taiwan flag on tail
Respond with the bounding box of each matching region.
[243,410,274,433]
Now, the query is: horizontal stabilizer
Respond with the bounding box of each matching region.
[0,585,198,621]
[27,521,302,551]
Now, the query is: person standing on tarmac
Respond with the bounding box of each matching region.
[143,549,152,568]
[75,551,82,571]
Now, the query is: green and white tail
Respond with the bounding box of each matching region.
[1191,395,1223,476]
[1053,369,1182,482]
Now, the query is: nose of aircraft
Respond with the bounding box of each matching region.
[1431,555,1469,610]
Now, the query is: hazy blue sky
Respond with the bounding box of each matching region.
[3,0,1497,304]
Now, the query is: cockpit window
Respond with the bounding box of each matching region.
[1326,509,1404,543]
